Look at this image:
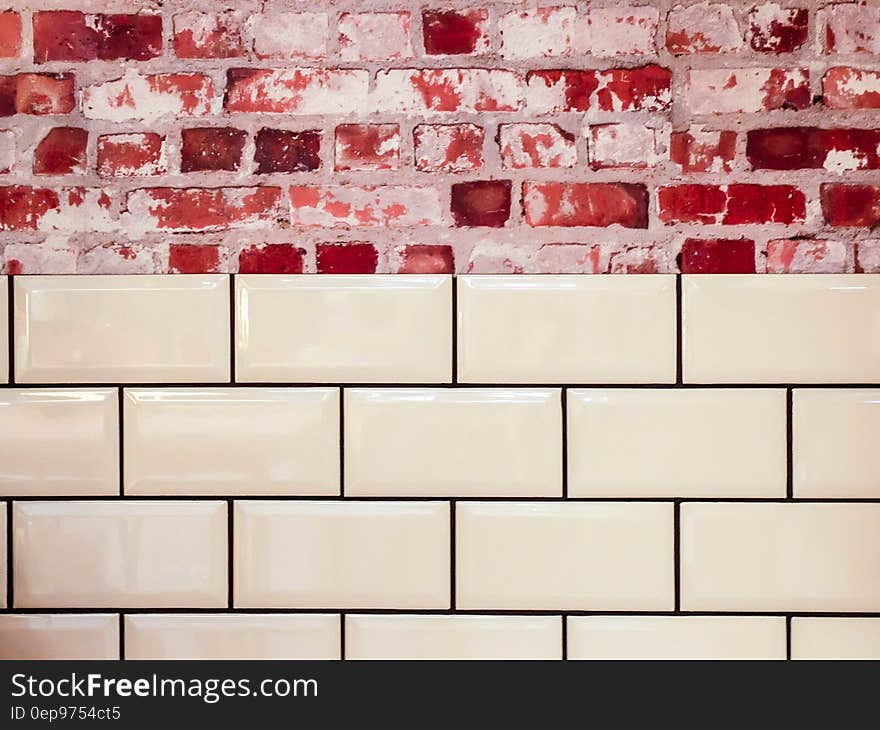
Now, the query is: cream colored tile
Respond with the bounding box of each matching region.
[0,614,118,659]
[683,274,880,383]
[794,389,880,498]
[682,502,880,611]
[567,616,786,660]
[236,275,452,383]
[14,275,230,384]
[456,502,674,610]
[14,501,227,608]
[346,615,561,660]
[0,276,7,383]
[125,388,339,496]
[0,503,5,609]
[345,388,561,497]
[125,614,340,660]
[792,618,880,660]
[568,388,786,498]
[0,389,118,496]
[457,275,676,384]
[235,501,449,609]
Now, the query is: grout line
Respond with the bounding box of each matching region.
[227,499,234,609]
[119,613,125,660]
[449,501,456,610]
[340,613,346,661]
[451,276,458,384]
[229,274,236,385]
[6,275,13,385]
[339,387,345,498]
[786,615,792,660]
[675,274,683,386]
[561,614,567,661]
[0,382,874,390]
[5,500,11,610]
[561,388,567,499]
[786,388,794,499]
[118,387,125,497]
[674,501,681,612]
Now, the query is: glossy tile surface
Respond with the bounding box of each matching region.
[125,614,340,659]
[0,615,119,659]
[794,389,880,498]
[0,276,7,383]
[345,388,561,497]
[234,501,450,609]
[457,275,676,383]
[0,389,118,496]
[124,388,339,496]
[567,388,786,497]
[14,501,227,608]
[681,503,880,611]
[0,503,5,609]
[14,275,230,383]
[567,616,786,660]
[345,615,562,659]
[236,275,452,383]
[456,502,674,610]
[682,274,880,383]
[792,618,880,660]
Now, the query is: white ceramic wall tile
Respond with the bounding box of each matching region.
[568,388,786,498]
[234,501,449,609]
[14,501,227,608]
[14,275,230,384]
[0,389,118,496]
[236,275,452,383]
[683,274,880,383]
[794,389,880,498]
[0,503,5,609]
[124,388,339,496]
[0,276,7,383]
[125,614,340,659]
[681,503,880,611]
[345,388,561,497]
[0,614,119,659]
[345,615,562,660]
[456,502,674,610]
[792,618,880,660]
[567,616,786,660]
[457,275,677,384]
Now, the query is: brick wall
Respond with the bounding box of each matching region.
[0,1,880,274]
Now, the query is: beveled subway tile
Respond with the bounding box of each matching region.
[682,274,880,383]
[345,388,561,497]
[794,389,880,498]
[0,389,118,496]
[345,615,562,660]
[0,276,7,383]
[236,275,452,383]
[14,275,230,384]
[567,616,786,660]
[235,501,449,609]
[792,618,880,660]
[125,614,340,660]
[124,388,339,496]
[681,503,880,611]
[456,502,674,610]
[0,503,5,609]
[567,388,786,498]
[0,615,119,659]
[457,275,676,383]
[14,501,227,608]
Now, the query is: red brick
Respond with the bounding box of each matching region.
[658,184,806,225]
[181,127,247,173]
[125,187,283,232]
[83,73,215,122]
[685,68,810,113]
[254,129,321,174]
[666,2,741,54]
[414,124,483,172]
[290,186,442,227]
[820,184,880,227]
[396,244,455,274]
[680,239,757,274]
[670,128,736,173]
[0,11,21,57]
[766,238,851,273]
[422,9,488,55]
[823,67,880,109]
[169,244,222,274]
[499,123,576,169]
[822,3,880,53]
[451,180,512,227]
[523,182,648,228]
[335,124,400,171]
[747,127,880,171]
[224,68,369,114]
[526,65,671,112]
[339,12,412,61]
[173,11,244,59]
[0,186,59,230]
[608,246,671,274]
[238,243,305,274]
[33,11,162,63]
[748,4,808,53]
[0,73,75,116]
[316,243,378,274]
[34,127,87,175]
[97,133,166,177]
[0,186,113,232]
[374,69,521,113]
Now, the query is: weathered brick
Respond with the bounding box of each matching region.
[747,127,880,171]
[747,4,808,53]
[338,12,412,61]
[820,184,880,226]
[856,241,880,273]
[0,73,75,116]
[766,238,851,273]
[289,186,442,227]
[395,244,455,274]
[33,11,162,63]
[249,12,328,60]
[34,127,87,175]
[4,241,77,274]
[523,182,648,228]
[374,69,521,113]
[78,242,165,275]
[499,7,575,59]
[169,243,223,274]
[0,130,13,173]
[589,123,668,169]
[224,68,369,114]
[422,9,489,55]
[498,123,576,169]
[823,67,880,109]
[97,133,166,177]
[526,65,671,112]
[413,124,484,172]
[316,242,378,273]
[680,238,757,274]
[450,180,512,227]
[238,243,305,274]
[821,3,880,53]
[254,129,321,174]
[670,127,736,173]
[535,243,603,273]
[335,124,401,171]
[0,187,113,231]
[666,3,741,54]
[0,11,21,57]
[658,184,806,224]
[173,11,244,59]
[83,73,215,122]
[467,242,533,274]
[181,127,247,173]
[578,7,658,56]
[608,245,674,274]
[685,68,810,113]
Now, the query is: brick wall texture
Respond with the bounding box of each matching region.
[1,1,880,275]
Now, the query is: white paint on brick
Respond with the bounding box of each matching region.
[248,12,328,59]
[499,7,575,59]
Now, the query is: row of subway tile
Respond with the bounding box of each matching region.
[1,614,878,661]
[0,273,878,384]
[0,386,876,498]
